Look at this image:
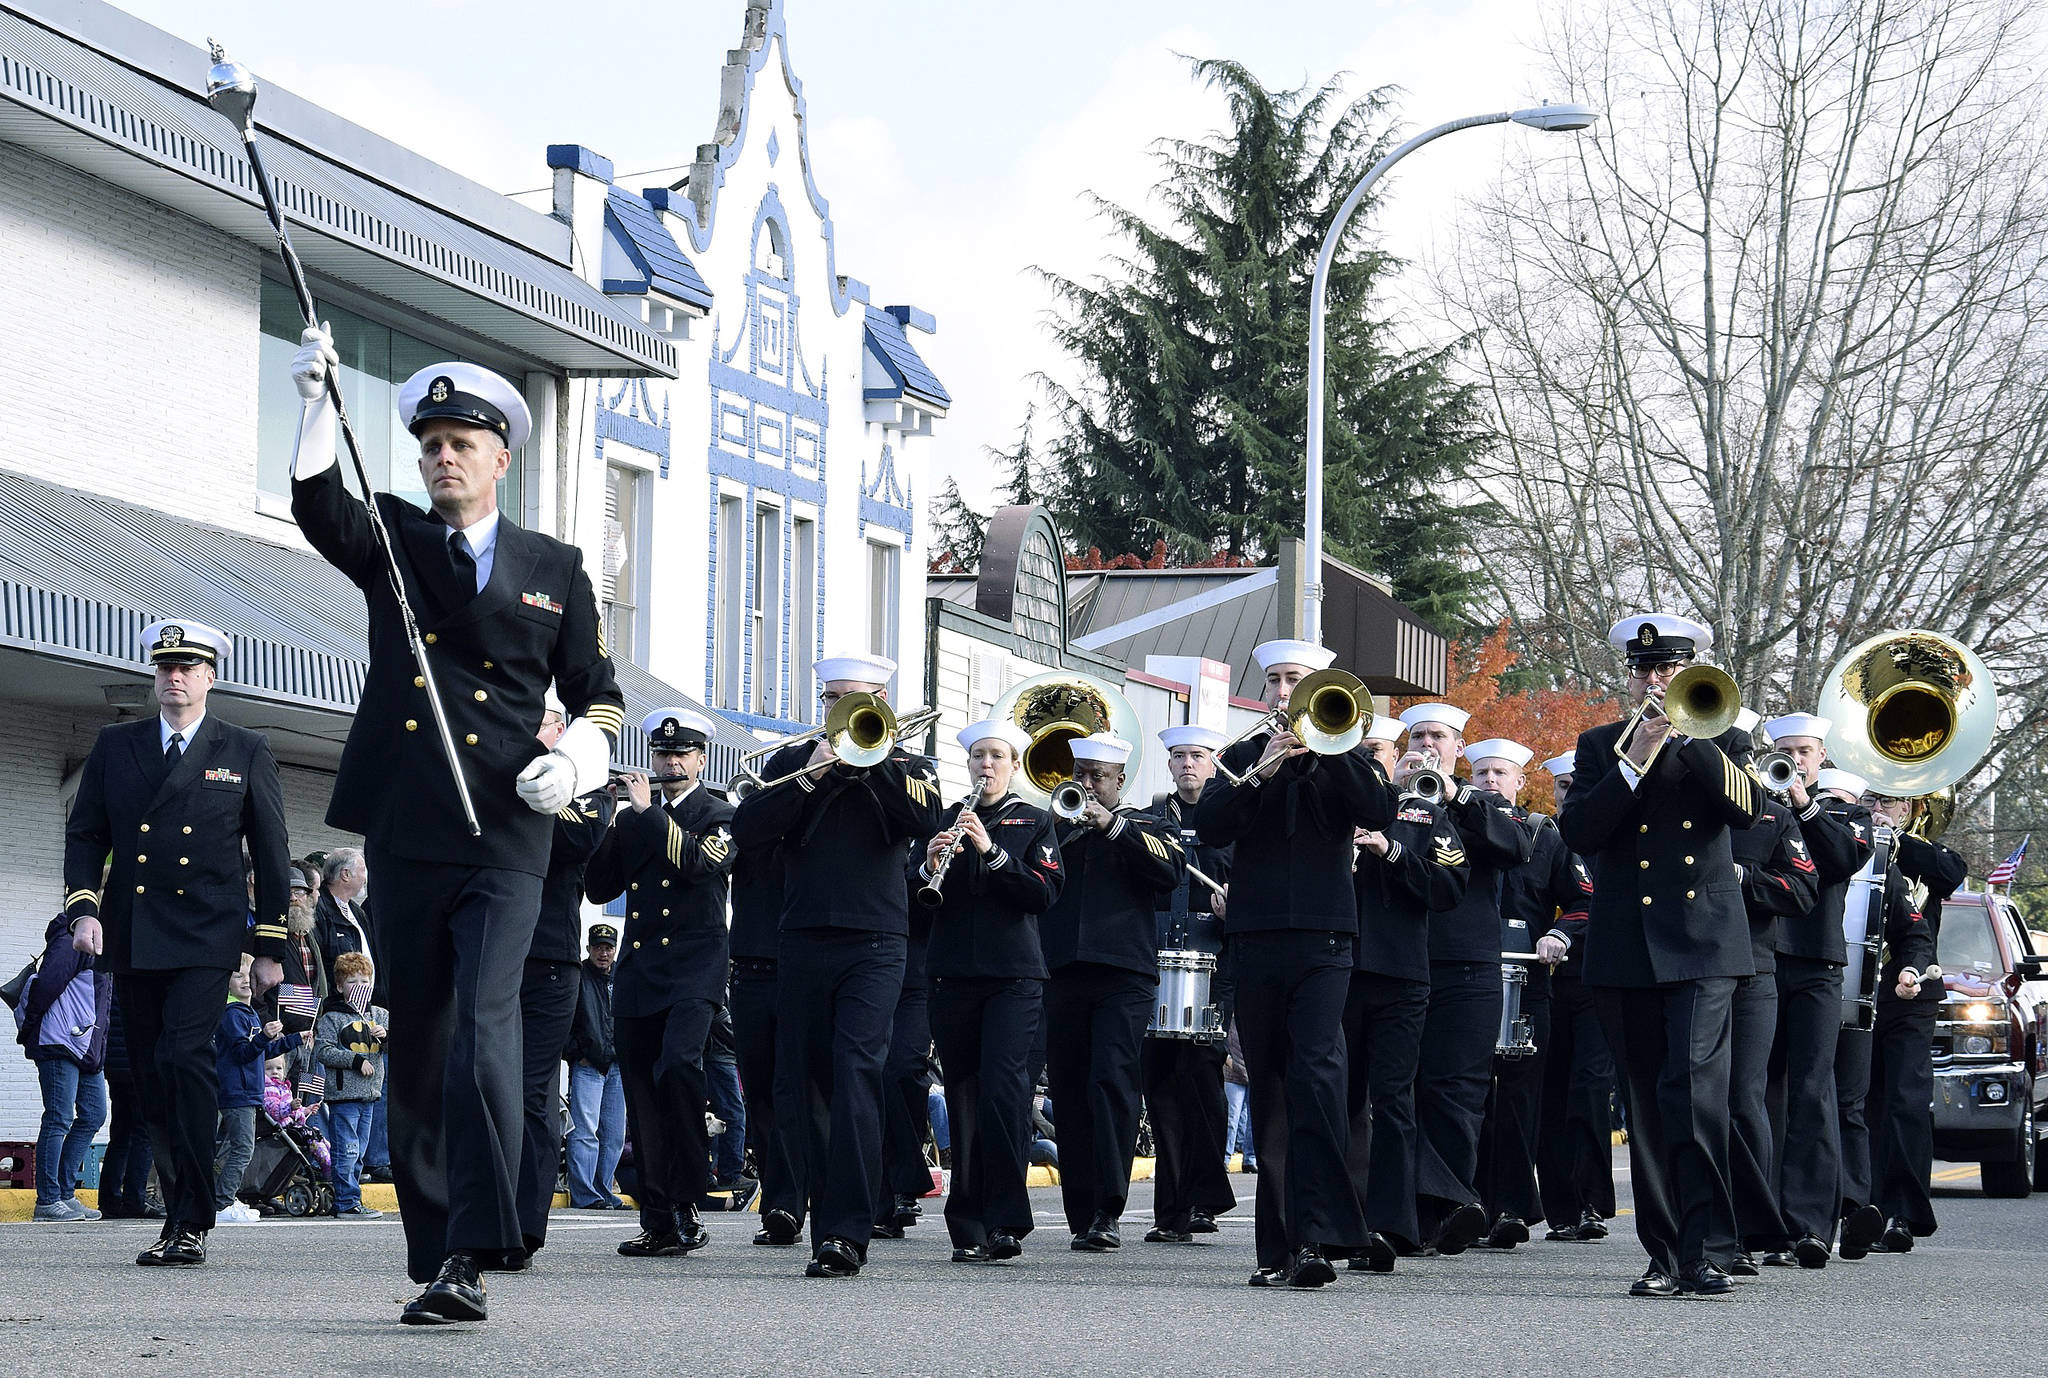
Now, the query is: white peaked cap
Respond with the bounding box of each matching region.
[1605,612,1714,657]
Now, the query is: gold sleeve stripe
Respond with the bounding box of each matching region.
[582,703,625,736]
[666,820,685,869]
[904,776,934,806]
[65,889,100,907]
[555,805,581,821]
[1142,834,1169,860]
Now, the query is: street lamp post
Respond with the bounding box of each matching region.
[1301,103,1599,645]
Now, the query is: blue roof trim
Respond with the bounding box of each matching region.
[546,144,615,182]
[863,307,951,408]
[603,188,714,310]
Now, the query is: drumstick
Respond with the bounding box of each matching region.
[1186,864,1226,896]
[1500,951,1566,963]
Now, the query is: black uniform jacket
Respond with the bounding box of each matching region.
[731,745,947,936]
[530,789,615,964]
[584,785,737,1016]
[1558,721,1764,986]
[1728,800,1819,975]
[1429,786,1537,963]
[1501,810,1592,955]
[923,794,1063,981]
[568,957,616,1070]
[727,839,784,963]
[1192,737,1395,934]
[1871,865,1937,1007]
[1353,795,1467,982]
[64,715,290,973]
[1150,792,1231,954]
[291,465,623,876]
[1039,806,1184,977]
[1889,833,1967,1006]
[1776,795,1875,965]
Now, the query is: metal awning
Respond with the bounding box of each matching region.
[0,2,677,378]
[0,467,753,779]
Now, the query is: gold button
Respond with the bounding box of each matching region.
[137,854,146,863]
[1638,824,1649,834]
[414,676,426,688]
[661,879,670,888]
[630,883,639,891]
[182,826,192,835]
[1682,820,1693,830]
[630,911,639,919]
[661,909,670,917]
[483,661,494,670]
[425,633,437,644]
[1686,889,1696,899]
[1639,860,1649,870]
[1684,855,1695,865]
[661,937,671,946]
[176,889,184,895]
[632,940,641,950]
[1641,896,1652,906]
[474,690,488,702]
[140,824,150,833]
[406,720,418,732]
[136,885,145,894]
[466,734,479,746]
[179,857,189,866]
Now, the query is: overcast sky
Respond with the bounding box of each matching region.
[127,0,1569,509]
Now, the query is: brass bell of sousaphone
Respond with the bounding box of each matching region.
[986,670,1144,807]
[1817,629,1997,800]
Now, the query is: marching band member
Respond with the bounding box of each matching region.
[1721,716,1817,1271]
[872,864,940,1242]
[1534,753,1615,1242]
[1557,614,1761,1298]
[1040,733,1184,1250]
[1397,706,1535,1256]
[1345,714,1467,1269]
[1754,715,1873,1268]
[731,653,947,1279]
[1193,640,1393,1289]
[922,719,1063,1264]
[727,834,800,1246]
[1140,725,1239,1244]
[1473,738,1590,1250]
[1865,791,1966,1251]
[582,710,736,1260]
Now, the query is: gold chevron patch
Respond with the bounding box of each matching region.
[1142,833,1169,860]
[904,776,934,806]
[1435,848,1467,867]
[702,830,731,864]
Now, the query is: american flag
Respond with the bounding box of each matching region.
[277,984,319,1021]
[1987,834,2031,887]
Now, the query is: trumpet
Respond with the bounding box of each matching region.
[1613,663,1741,771]
[917,796,979,909]
[1050,779,1090,821]
[1753,749,1800,799]
[1214,668,1369,787]
[728,695,941,800]
[1401,749,1454,803]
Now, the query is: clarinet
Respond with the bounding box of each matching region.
[916,796,979,909]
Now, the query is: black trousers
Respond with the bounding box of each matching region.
[1044,963,1155,1234]
[776,929,904,1257]
[1725,970,1786,1252]
[876,980,934,1221]
[1139,1037,1235,1232]
[615,997,716,1236]
[1478,981,1551,1226]
[115,966,230,1233]
[101,1071,154,1214]
[1416,959,1503,1236]
[515,958,579,1251]
[1868,998,1939,1235]
[1233,930,1364,1271]
[366,848,544,1283]
[1834,1023,1875,1218]
[1537,973,1616,1225]
[1596,978,1738,1277]
[1343,971,1430,1248]
[1767,955,1844,1243]
[930,974,1042,1249]
[729,959,800,1225]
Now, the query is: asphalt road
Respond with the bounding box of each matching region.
[3,1155,2038,1377]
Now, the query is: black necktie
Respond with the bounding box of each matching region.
[449,531,478,593]
[166,731,183,765]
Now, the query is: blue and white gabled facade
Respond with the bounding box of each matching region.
[550,0,949,737]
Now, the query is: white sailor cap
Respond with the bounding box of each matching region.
[1464,738,1533,768]
[1607,613,1712,665]
[141,618,229,668]
[1364,714,1406,744]
[643,707,713,751]
[1814,768,1869,801]
[1399,703,1471,735]
[814,652,897,687]
[1158,724,1227,753]
[1763,713,1831,744]
[1068,733,1134,766]
[1733,707,1761,736]
[543,686,567,717]
[959,718,1032,756]
[1541,752,1577,779]
[1251,639,1336,673]
[397,361,532,452]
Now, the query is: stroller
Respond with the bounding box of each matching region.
[243,1074,334,1217]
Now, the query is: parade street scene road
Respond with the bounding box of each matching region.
[3,1165,2038,1377]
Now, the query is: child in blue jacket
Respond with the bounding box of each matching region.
[214,960,297,1222]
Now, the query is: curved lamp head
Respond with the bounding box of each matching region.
[204,40,258,133]
[1510,103,1600,133]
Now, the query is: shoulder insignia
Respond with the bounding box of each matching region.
[555,805,580,821]
[702,826,732,865]
[1433,845,1466,867]
[1142,833,1170,861]
[903,775,935,807]
[1038,844,1059,872]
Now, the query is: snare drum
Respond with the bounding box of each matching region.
[1496,961,1535,1058]
[1148,949,1223,1041]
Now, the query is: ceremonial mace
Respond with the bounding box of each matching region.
[205,43,481,837]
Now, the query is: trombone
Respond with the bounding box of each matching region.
[1213,668,1369,787]
[728,694,941,800]
[1613,663,1741,771]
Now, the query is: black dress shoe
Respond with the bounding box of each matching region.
[759,1208,800,1246]
[400,1253,486,1325]
[1144,1225,1194,1243]
[1187,1211,1218,1234]
[675,1208,709,1254]
[871,1221,906,1240]
[1727,1251,1759,1276]
[1346,1232,1396,1273]
[1793,1234,1831,1269]
[1288,1245,1336,1288]
[1544,1222,1585,1242]
[951,1244,991,1263]
[987,1230,1022,1260]
[1484,1215,1530,1249]
[477,1248,531,1273]
[1083,1214,1120,1250]
[134,1235,173,1267]
[1629,1268,1680,1298]
[1431,1202,1489,1257]
[1247,1266,1290,1287]
[1760,1250,1798,1268]
[805,1236,862,1277]
[617,1230,684,1257]
[1576,1208,1608,1239]
[1878,1218,1914,1253]
[141,1230,206,1267]
[890,1194,923,1229]
[1679,1261,1734,1296]
[1838,1204,1883,1260]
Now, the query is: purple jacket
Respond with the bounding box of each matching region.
[19,915,113,1072]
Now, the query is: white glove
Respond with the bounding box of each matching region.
[290,324,339,479]
[516,753,577,814]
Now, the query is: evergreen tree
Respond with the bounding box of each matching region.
[1029,58,1494,627]
[925,409,1044,573]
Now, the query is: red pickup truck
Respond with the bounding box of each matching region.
[1931,889,2048,1196]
